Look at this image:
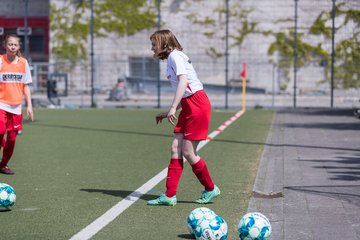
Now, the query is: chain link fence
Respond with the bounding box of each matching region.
[31,0,359,109]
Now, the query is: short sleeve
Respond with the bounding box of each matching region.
[24,60,32,84]
[169,51,187,76]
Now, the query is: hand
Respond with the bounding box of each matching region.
[167,106,177,126]
[27,107,34,121]
[155,112,167,124]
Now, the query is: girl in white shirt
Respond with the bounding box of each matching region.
[147,30,220,206]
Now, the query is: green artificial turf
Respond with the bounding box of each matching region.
[0,108,273,239]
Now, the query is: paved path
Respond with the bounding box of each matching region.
[249,108,360,240]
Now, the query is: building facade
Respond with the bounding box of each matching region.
[0,0,49,62]
[1,0,357,95]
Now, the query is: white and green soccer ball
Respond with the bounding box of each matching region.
[238,212,271,240]
[187,207,216,234]
[194,214,228,240]
[0,183,16,209]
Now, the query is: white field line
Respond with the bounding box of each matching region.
[69,110,245,240]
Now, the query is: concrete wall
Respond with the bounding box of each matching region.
[0,0,49,17]
[49,0,356,94]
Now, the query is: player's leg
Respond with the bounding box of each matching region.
[0,138,5,150]
[182,139,220,203]
[0,130,17,174]
[184,139,214,191]
[0,110,11,174]
[183,91,220,203]
[147,134,184,206]
[0,112,22,175]
[165,133,184,197]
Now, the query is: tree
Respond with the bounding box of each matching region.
[50,0,157,64]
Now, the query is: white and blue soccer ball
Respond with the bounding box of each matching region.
[194,214,228,240]
[238,212,271,240]
[187,207,216,234]
[0,183,16,209]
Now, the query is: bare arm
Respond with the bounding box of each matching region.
[155,74,187,125]
[23,84,34,121]
[167,74,187,125]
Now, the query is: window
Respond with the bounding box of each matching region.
[129,57,158,79]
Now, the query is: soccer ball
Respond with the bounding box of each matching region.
[238,212,271,240]
[187,207,216,234]
[194,214,228,240]
[0,183,16,209]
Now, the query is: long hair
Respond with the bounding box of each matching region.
[150,29,183,60]
[3,34,23,57]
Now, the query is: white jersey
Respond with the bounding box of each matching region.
[166,49,203,98]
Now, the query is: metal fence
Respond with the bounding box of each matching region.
[29,58,358,110]
[30,0,359,109]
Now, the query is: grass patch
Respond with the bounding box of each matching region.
[0,108,273,239]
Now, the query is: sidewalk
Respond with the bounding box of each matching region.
[248,108,360,240]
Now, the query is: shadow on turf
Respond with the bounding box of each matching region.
[178,233,195,239]
[80,189,201,204]
[80,188,159,201]
[32,122,173,139]
[0,209,11,213]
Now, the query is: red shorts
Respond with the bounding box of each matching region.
[0,109,23,132]
[174,90,211,140]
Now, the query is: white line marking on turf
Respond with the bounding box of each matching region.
[70,110,245,240]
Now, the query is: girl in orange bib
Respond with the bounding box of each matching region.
[0,35,34,174]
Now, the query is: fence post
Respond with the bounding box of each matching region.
[225,0,229,109]
[156,0,161,108]
[90,0,96,108]
[293,0,298,108]
[330,0,336,108]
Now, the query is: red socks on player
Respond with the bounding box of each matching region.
[165,157,215,198]
[165,158,184,198]
[191,158,215,192]
[0,131,17,167]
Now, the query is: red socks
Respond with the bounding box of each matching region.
[165,158,215,197]
[0,131,17,167]
[191,158,215,192]
[165,158,184,198]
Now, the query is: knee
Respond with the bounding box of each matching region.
[182,147,193,160]
[0,126,6,135]
[6,131,17,142]
[170,141,181,156]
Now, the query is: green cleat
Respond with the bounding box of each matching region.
[196,185,221,204]
[147,194,177,206]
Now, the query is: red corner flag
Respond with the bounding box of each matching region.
[240,63,246,79]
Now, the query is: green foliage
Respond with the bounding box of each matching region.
[204,31,215,38]
[187,1,256,60]
[96,0,157,36]
[268,2,360,89]
[306,3,360,88]
[268,31,329,83]
[191,16,216,26]
[206,47,223,58]
[50,3,88,64]
[335,35,360,88]
[309,13,332,38]
[232,20,257,47]
[50,0,157,64]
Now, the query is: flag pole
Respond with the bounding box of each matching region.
[241,63,247,112]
